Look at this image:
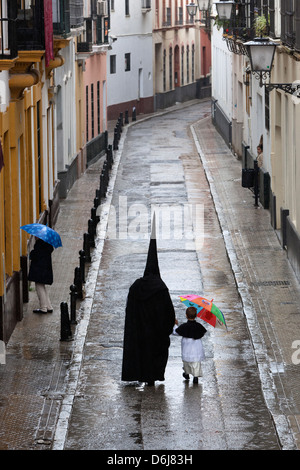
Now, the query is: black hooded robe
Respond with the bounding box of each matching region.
[121,216,175,383]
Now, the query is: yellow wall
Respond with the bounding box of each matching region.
[0,64,49,299]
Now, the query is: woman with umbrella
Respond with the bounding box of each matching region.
[21,223,62,314]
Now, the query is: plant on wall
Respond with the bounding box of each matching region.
[254,14,269,37]
[214,15,230,32]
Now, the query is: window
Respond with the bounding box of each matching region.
[181,46,184,86]
[265,88,270,131]
[125,53,131,71]
[97,81,100,134]
[110,55,116,74]
[186,45,189,83]
[192,44,195,82]
[91,83,94,139]
[169,47,173,89]
[111,0,115,10]
[163,49,166,91]
[125,0,129,16]
[86,85,89,141]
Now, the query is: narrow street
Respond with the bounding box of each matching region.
[57,101,282,450]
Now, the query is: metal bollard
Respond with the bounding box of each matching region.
[70,284,78,325]
[60,302,73,341]
[132,106,136,121]
[74,266,83,299]
[91,207,100,229]
[113,129,118,150]
[88,219,95,248]
[118,116,123,133]
[254,160,259,207]
[79,249,86,284]
[94,195,100,209]
[100,170,106,198]
[83,233,91,262]
[108,144,114,166]
[125,110,129,124]
[120,112,123,127]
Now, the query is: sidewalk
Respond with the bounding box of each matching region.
[0,155,105,449]
[193,117,300,449]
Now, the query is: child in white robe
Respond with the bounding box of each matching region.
[174,306,207,384]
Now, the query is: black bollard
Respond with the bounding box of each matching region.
[118,116,123,133]
[108,144,113,166]
[70,284,78,325]
[91,207,100,228]
[100,170,106,198]
[94,195,100,209]
[120,112,123,127]
[125,109,129,124]
[104,130,108,149]
[88,219,95,247]
[79,249,86,284]
[132,106,136,121]
[83,233,91,262]
[254,160,259,207]
[113,129,118,150]
[60,302,73,341]
[74,266,83,299]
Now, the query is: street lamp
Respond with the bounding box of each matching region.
[214,1,235,21]
[187,1,211,18]
[244,37,300,97]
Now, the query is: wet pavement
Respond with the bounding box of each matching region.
[0,99,299,451]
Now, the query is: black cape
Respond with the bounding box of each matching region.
[28,238,54,285]
[121,216,175,383]
[175,320,207,339]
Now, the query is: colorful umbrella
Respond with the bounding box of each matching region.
[21,223,62,248]
[179,294,227,330]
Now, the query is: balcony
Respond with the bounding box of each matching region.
[0,13,18,62]
[15,0,45,51]
[53,0,71,38]
[77,41,92,53]
[70,0,84,28]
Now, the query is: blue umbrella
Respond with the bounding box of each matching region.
[20,223,62,248]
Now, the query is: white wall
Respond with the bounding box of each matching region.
[107,0,153,107]
[211,24,232,121]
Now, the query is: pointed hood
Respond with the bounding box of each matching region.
[143,212,161,278]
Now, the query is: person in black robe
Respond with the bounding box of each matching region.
[122,215,175,385]
[28,237,54,313]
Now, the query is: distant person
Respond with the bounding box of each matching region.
[257,144,263,168]
[28,237,54,313]
[122,215,175,386]
[173,306,207,384]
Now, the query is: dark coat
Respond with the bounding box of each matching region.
[28,238,54,285]
[175,320,207,339]
[121,274,175,383]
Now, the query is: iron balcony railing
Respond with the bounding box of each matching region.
[53,0,71,37]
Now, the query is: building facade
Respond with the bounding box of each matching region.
[0,0,110,343]
[107,0,212,120]
[211,0,300,282]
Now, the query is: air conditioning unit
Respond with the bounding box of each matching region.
[97,0,108,16]
[141,0,151,10]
